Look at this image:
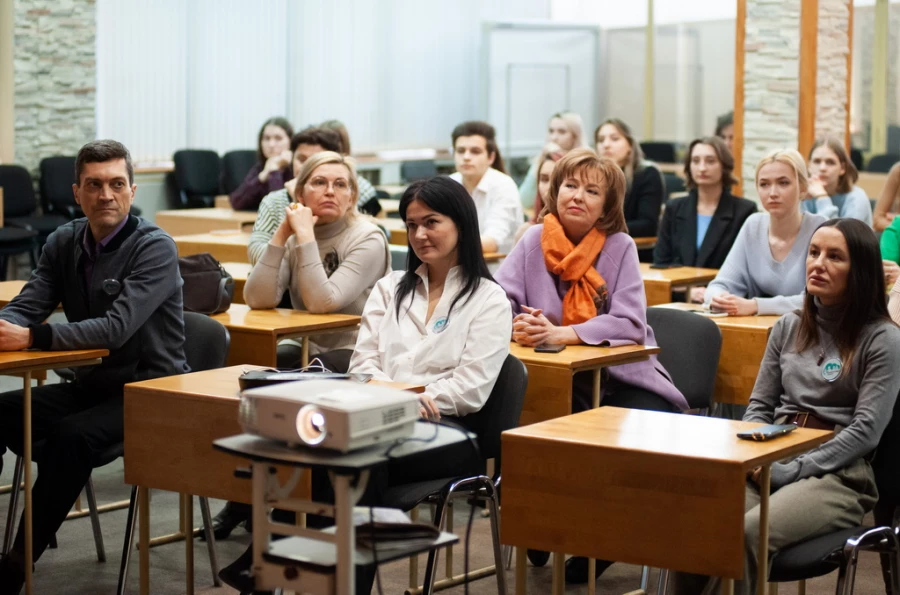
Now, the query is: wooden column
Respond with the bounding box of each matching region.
[798,0,819,158]
[733,0,746,192]
[0,0,13,163]
[845,2,854,151]
[643,0,655,138]
[870,0,889,154]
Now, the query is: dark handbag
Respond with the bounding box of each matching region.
[179,253,234,314]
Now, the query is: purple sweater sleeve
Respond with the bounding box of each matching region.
[229,163,291,211]
[571,236,648,347]
[493,235,529,317]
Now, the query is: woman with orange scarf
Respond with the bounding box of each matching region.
[494,148,688,584]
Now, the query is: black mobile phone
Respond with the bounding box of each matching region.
[534,343,566,353]
[649,263,679,269]
[736,424,798,441]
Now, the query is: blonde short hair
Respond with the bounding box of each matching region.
[550,112,588,149]
[755,148,810,194]
[542,147,628,236]
[295,151,359,218]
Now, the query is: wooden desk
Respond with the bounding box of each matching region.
[633,236,657,249]
[221,262,251,305]
[0,280,26,307]
[174,231,250,264]
[156,208,256,237]
[502,407,831,594]
[639,263,718,306]
[858,172,888,198]
[376,186,406,198]
[654,303,780,405]
[214,195,230,209]
[379,198,401,216]
[0,349,109,595]
[123,365,422,595]
[509,342,660,426]
[210,304,360,367]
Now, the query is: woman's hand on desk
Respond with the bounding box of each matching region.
[512,306,579,346]
[689,286,706,304]
[0,320,31,351]
[418,394,440,421]
[709,293,758,316]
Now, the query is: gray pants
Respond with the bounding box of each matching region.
[671,457,877,595]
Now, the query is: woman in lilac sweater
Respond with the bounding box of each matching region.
[494,148,687,584]
[229,116,295,211]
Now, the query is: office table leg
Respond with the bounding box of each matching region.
[551,552,565,595]
[757,466,771,595]
[139,486,150,595]
[722,578,734,594]
[583,368,604,593]
[587,558,596,595]
[591,368,603,409]
[515,547,526,595]
[22,372,32,595]
[183,494,194,595]
[301,337,309,368]
[332,470,370,595]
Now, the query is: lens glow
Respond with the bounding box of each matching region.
[296,405,327,446]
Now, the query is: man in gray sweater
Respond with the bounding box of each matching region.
[0,140,188,591]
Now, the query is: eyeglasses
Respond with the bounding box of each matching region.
[307,177,351,193]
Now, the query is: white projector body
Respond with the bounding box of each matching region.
[238,379,420,452]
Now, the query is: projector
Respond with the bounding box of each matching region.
[238,379,420,452]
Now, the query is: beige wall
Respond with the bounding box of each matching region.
[0,0,13,163]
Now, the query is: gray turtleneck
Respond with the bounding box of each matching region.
[243,216,391,352]
[744,302,900,489]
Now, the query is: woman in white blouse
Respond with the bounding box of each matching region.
[349,175,512,419]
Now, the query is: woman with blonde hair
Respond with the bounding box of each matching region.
[518,111,586,208]
[805,137,871,224]
[595,118,665,246]
[704,149,826,316]
[244,150,391,365]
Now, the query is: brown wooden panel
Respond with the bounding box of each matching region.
[714,326,771,405]
[643,280,672,307]
[517,364,573,427]
[798,0,819,157]
[225,329,277,367]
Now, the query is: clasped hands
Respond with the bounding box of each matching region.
[708,292,758,316]
[272,204,318,247]
[512,305,558,347]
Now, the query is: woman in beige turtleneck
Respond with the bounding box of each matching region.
[243,150,391,367]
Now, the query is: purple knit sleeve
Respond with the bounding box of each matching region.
[229,162,266,211]
[494,226,537,317]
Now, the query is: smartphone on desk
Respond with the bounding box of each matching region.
[736,424,797,441]
[534,344,566,353]
[649,263,679,269]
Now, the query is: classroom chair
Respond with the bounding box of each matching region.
[380,354,527,595]
[0,164,71,246]
[640,142,677,164]
[39,156,142,219]
[0,227,38,281]
[220,150,257,196]
[400,160,437,183]
[172,150,221,208]
[765,393,900,595]
[663,172,686,197]
[389,245,408,271]
[867,154,900,174]
[850,148,865,172]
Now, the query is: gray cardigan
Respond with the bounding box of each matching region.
[704,212,826,315]
[0,216,189,394]
[745,305,900,489]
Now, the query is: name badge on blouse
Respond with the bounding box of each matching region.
[432,317,448,334]
[102,279,122,296]
[821,358,842,382]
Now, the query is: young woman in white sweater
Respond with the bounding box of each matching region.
[704,149,826,316]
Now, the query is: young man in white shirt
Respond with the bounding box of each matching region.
[449,121,523,254]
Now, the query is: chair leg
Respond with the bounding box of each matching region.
[85,476,106,562]
[835,557,851,595]
[640,565,650,591]
[116,486,138,595]
[3,456,23,554]
[890,546,900,595]
[485,480,508,595]
[198,497,220,586]
[657,568,670,595]
[421,495,451,595]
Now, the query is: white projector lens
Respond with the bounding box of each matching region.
[296,405,327,446]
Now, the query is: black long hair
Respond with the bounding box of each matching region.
[796,218,892,374]
[394,176,495,323]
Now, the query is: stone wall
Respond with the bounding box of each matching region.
[13,0,96,175]
[814,0,850,142]
[742,0,801,199]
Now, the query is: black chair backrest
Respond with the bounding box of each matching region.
[663,172,685,196]
[173,149,221,196]
[39,156,79,217]
[872,392,900,508]
[220,150,258,195]
[646,307,722,410]
[867,153,900,173]
[400,160,437,183]
[640,142,677,164]
[850,148,864,172]
[183,312,230,372]
[0,165,38,218]
[454,354,528,461]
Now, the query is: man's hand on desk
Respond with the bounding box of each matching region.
[0,320,32,351]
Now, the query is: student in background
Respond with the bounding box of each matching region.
[319,119,380,216]
[450,121,523,254]
[805,137,872,225]
[715,110,735,153]
[518,112,586,208]
[674,218,900,595]
[654,137,757,302]
[495,148,687,585]
[513,144,564,243]
[872,162,900,232]
[704,149,826,316]
[230,116,295,211]
[247,127,343,266]
[595,118,665,253]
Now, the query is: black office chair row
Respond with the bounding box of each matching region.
[169,149,257,209]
